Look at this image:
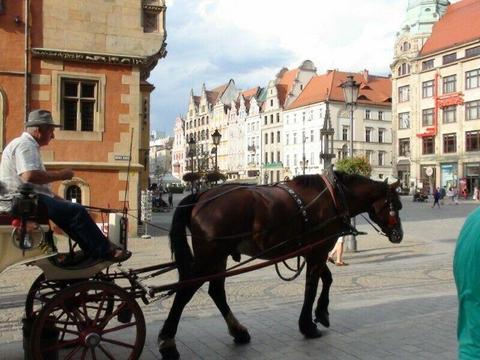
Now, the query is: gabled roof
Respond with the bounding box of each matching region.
[241,86,260,100]
[276,68,300,106]
[287,70,391,110]
[205,82,230,105]
[193,95,200,106]
[420,0,480,56]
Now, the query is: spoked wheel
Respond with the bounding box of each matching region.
[25,274,66,319]
[30,281,145,360]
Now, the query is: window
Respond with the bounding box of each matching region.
[399,112,410,129]
[402,41,410,51]
[422,136,435,155]
[65,185,82,204]
[293,133,297,144]
[466,46,480,59]
[270,132,274,143]
[62,79,97,131]
[397,63,410,76]
[365,128,372,142]
[443,133,456,153]
[143,10,159,33]
[277,131,280,143]
[264,116,267,125]
[399,138,410,157]
[422,80,434,98]
[264,133,268,144]
[286,134,289,145]
[466,130,480,152]
[443,75,456,94]
[276,113,280,122]
[398,86,409,102]
[310,130,314,142]
[466,69,480,90]
[294,154,298,166]
[286,155,290,167]
[365,109,371,119]
[265,152,268,163]
[378,152,385,166]
[378,111,383,120]
[443,53,457,65]
[270,99,273,106]
[270,152,274,163]
[466,100,480,120]
[270,114,273,124]
[422,59,434,71]
[422,108,434,126]
[342,126,348,141]
[443,105,456,124]
[277,151,280,162]
[379,129,385,143]
[365,150,372,163]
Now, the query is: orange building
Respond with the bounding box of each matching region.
[0,0,167,234]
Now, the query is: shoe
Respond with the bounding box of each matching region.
[335,261,348,266]
[327,256,335,264]
[103,248,132,263]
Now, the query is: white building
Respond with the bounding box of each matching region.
[171,117,185,180]
[285,70,393,179]
[244,88,265,182]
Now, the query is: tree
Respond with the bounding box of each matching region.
[335,156,372,177]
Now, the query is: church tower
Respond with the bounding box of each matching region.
[392,0,449,75]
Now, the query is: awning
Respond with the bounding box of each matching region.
[397,159,410,171]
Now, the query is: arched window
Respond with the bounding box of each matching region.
[66,185,82,204]
[398,63,411,77]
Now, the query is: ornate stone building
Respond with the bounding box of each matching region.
[392,0,480,193]
[0,0,167,234]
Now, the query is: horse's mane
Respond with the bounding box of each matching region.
[291,174,324,187]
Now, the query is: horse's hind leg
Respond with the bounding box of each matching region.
[208,278,251,344]
[158,282,203,360]
[315,264,332,328]
[299,257,322,338]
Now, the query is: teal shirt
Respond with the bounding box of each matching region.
[454,207,480,359]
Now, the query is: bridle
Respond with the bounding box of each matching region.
[365,187,400,237]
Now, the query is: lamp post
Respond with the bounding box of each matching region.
[187,136,196,194]
[211,129,222,171]
[341,75,360,252]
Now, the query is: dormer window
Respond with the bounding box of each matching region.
[402,41,411,52]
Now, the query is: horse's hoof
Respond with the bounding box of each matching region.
[300,323,322,339]
[233,330,251,344]
[315,311,330,328]
[160,346,180,360]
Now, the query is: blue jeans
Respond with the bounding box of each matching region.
[38,194,110,258]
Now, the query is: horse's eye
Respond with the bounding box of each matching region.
[389,211,396,217]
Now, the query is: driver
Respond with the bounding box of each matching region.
[0,109,131,262]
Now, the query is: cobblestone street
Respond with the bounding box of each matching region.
[0,195,475,359]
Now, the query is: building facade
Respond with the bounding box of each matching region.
[392,0,480,193]
[0,0,167,234]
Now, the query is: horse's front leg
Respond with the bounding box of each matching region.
[315,264,332,328]
[299,257,322,338]
[208,278,251,344]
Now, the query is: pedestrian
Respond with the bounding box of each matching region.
[473,186,479,201]
[327,236,348,266]
[454,207,480,359]
[168,191,173,209]
[0,109,130,262]
[440,186,446,205]
[432,187,441,208]
[453,187,459,204]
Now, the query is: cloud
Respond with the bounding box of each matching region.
[149,0,420,134]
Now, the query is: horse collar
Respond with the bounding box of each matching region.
[277,183,309,224]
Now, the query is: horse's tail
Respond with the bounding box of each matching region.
[169,193,198,278]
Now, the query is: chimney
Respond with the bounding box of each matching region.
[362,69,369,83]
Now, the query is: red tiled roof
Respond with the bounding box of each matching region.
[421,0,480,56]
[287,70,391,110]
[205,82,230,105]
[276,69,300,106]
[242,86,259,100]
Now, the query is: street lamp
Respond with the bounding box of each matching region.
[211,128,222,171]
[341,75,360,252]
[188,136,196,194]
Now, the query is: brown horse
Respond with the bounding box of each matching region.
[158,172,403,359]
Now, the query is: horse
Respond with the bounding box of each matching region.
[158,172,403,359]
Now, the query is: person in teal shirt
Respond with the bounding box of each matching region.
[454,207,480,359]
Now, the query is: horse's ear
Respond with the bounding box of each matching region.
[390,180,401,189]
[384,178,388,184]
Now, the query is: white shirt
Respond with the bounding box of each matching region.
[0,132,53,196]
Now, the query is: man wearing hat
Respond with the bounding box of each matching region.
[0,109,130,262]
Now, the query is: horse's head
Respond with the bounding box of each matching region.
[367,180,403,243]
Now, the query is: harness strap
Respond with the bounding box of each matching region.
[276,183,309,224]
[320,174,338,210]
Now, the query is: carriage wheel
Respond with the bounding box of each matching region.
[30,281,146,360]
[25,274,115,320]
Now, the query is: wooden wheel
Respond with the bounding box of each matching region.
[29,281,145,360]
[25,274,65,319]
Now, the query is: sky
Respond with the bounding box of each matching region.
[148,0,447,135]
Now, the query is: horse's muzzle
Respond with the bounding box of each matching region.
[389,229,403,243]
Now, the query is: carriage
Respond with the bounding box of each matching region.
[0,173,404,360]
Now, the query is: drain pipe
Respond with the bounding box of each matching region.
[24,0,30,122]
